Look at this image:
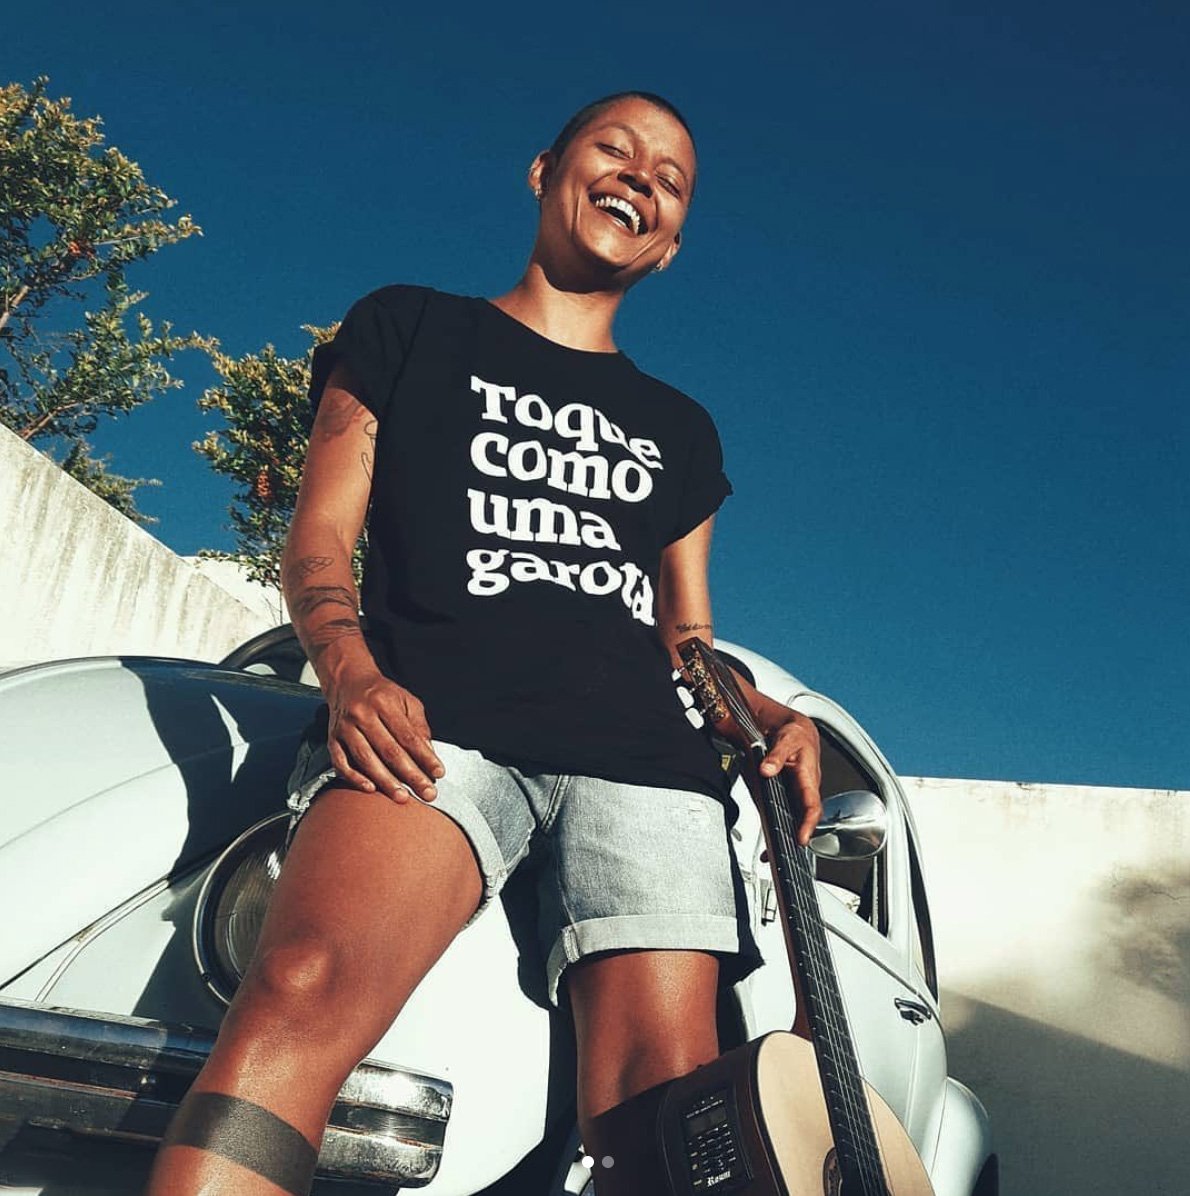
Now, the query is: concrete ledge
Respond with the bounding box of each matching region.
[0,425,273,668]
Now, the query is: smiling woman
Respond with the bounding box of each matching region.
[146,90,823,1196]
[527,93,696,293]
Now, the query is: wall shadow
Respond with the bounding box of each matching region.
[943,994,1188,1195]
[1091,860,1189,1006]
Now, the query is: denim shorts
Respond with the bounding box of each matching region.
[284,735,762,1008]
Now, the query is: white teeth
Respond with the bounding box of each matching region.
[593,194,643,235]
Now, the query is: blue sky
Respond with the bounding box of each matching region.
[7,1,1188,789]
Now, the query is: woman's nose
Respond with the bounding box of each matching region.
[619,166,653,197]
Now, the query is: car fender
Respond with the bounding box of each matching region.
[928,1076,997,1196]
[0,656,318,982]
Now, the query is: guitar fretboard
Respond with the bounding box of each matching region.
[683,640,890,1196]
[763,772,890,1196]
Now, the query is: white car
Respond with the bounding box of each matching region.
[0,627,996,1195]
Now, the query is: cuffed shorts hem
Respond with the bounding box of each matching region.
[284,732,763,1011]
[545,913,743,1008]
[407,787,525,931]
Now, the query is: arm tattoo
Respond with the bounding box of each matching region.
[361,417,377,481]
[290,584,357,621]
[308,618,364,666]
[283,555,333,587]
[675,621,714,634]
[315,388,358,439]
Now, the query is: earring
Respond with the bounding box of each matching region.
[534,186,544,201]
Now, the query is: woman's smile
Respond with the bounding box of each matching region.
[590,192,649,236]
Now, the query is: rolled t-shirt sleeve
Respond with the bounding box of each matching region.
[308,287,425,421]
[669,410,733,544]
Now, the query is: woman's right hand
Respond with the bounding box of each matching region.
[324,665,445,802]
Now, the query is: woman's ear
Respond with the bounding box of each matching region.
[528,150,553,201]
[656,229,682,272]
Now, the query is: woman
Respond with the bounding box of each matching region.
[148,91,822,1196]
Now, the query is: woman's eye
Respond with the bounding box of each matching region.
[599,143,630,158]
[659,177,682,197]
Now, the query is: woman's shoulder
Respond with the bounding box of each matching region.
[354,281,438,314]
[623,359,723,435]
[343,284,475,348]
[358,283,480,306]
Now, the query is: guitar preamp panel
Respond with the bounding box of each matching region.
[673,1086,753,1194]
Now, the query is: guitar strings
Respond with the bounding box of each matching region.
[763,772,884,1195]
[686,652,884,1189]
[706,659,888,1195]
[767,775,887,1195]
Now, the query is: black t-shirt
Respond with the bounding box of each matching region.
[307,285,733,801]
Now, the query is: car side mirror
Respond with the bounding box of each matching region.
[809,790,887,860]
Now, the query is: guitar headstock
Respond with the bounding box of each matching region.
[677,637,765,752]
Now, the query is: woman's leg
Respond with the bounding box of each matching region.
[567,948,720,1195]
[146,785,484,1196]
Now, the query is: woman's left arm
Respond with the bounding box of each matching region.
[657,516,823,845]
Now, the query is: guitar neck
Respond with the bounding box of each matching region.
[755,761,891,1196]
[674,637,892,1195]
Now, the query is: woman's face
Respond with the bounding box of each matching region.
[530,96,696,287]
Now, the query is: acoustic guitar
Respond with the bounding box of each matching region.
[586,638,933,1196]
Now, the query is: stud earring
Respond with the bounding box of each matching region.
[534,186,544,201]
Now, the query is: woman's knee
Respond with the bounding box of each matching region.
[230,934,387,1057]
[251,936,343,1007]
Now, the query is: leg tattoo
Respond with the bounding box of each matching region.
[163,1091,318,1194]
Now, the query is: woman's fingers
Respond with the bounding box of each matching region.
[758,754,823,847]
[336,725,412,800]
[338,724,434,802]
[327,739,377,793]
[790,756,823,846]
[759,716,823,847]
[394,714,446,783]
[373,688,446,785]
[368,720,441,802]
[324,675,445,802]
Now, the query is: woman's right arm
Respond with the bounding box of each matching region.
[280,360,444,802]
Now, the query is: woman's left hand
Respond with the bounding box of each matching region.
[758,712,823,847]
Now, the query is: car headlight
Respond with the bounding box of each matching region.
[192,813,289,1005]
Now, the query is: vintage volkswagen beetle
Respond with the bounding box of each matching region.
[0,627,996,1195]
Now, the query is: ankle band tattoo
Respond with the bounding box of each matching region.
[164,1091,318,1194]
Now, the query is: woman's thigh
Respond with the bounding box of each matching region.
[567,947,720,1116]
[230,784,485,1051]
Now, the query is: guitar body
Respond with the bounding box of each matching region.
[751,1033,933,1195]
[590,1031,933,1196]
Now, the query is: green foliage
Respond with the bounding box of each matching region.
[60,440,162,523]
[0,76,208,524]
[194,325,367,592]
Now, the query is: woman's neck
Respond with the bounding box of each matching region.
[489,263,624,353]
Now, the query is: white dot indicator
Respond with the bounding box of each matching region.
[581,1155,594,1169]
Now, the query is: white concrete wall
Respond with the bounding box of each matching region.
[0,424,275,670]
[903,776,1190,1196]
[184,555,288,627]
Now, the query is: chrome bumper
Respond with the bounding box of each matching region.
[0,997,451,1187]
